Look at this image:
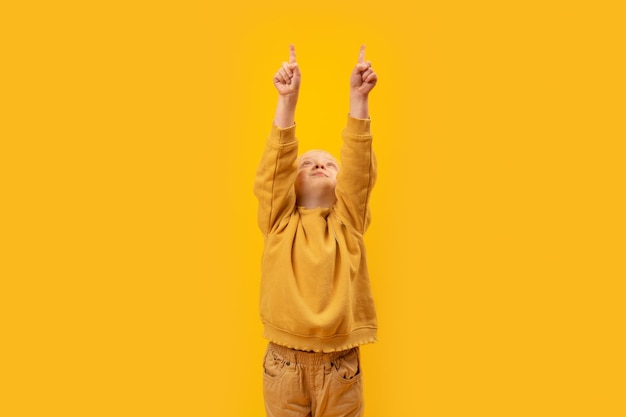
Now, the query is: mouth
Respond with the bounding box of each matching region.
[312,172,327,177]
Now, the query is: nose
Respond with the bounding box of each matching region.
[315,163,326,169]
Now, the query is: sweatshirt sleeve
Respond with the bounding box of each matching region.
[334,116,377,234]
[253,123,299,236]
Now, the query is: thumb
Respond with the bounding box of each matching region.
[289,63,300,76]
[356,62,370,72]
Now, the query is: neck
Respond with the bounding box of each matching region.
[296,193,336,209]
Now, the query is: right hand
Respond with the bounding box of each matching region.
[350,45,377,98]
[273,44,301,96]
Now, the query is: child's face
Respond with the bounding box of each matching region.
[295,150,339,205]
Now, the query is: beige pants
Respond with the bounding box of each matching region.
[263,343,364,417]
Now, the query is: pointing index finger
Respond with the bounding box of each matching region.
[289,44,296,64]
[358,45,365,64]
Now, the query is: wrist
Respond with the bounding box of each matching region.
[275,95,298,128]
[350,90,368,102]
[278,94,299,107]
[349,94,369,119]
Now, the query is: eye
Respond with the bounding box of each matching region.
[301,160,312,167]
[327,162,337,169]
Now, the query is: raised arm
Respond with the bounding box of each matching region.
[254,45,301,235]
[349,45,378,119]
[273,44,301,128]
[335,46,378,233]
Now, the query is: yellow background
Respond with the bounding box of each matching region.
[2,1,624,416]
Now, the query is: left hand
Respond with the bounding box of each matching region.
[350,45,378,97]
[273,44,301,97]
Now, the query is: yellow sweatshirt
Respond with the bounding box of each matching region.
[254,116,378,352]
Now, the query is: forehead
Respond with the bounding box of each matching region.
[298,150,337,163]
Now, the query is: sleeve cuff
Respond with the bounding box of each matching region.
[344,115,371,136]
[270,122,297,145]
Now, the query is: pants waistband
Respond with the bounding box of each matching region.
[268,342,357,366]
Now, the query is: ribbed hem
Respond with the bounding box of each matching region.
[263,324,377,353]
